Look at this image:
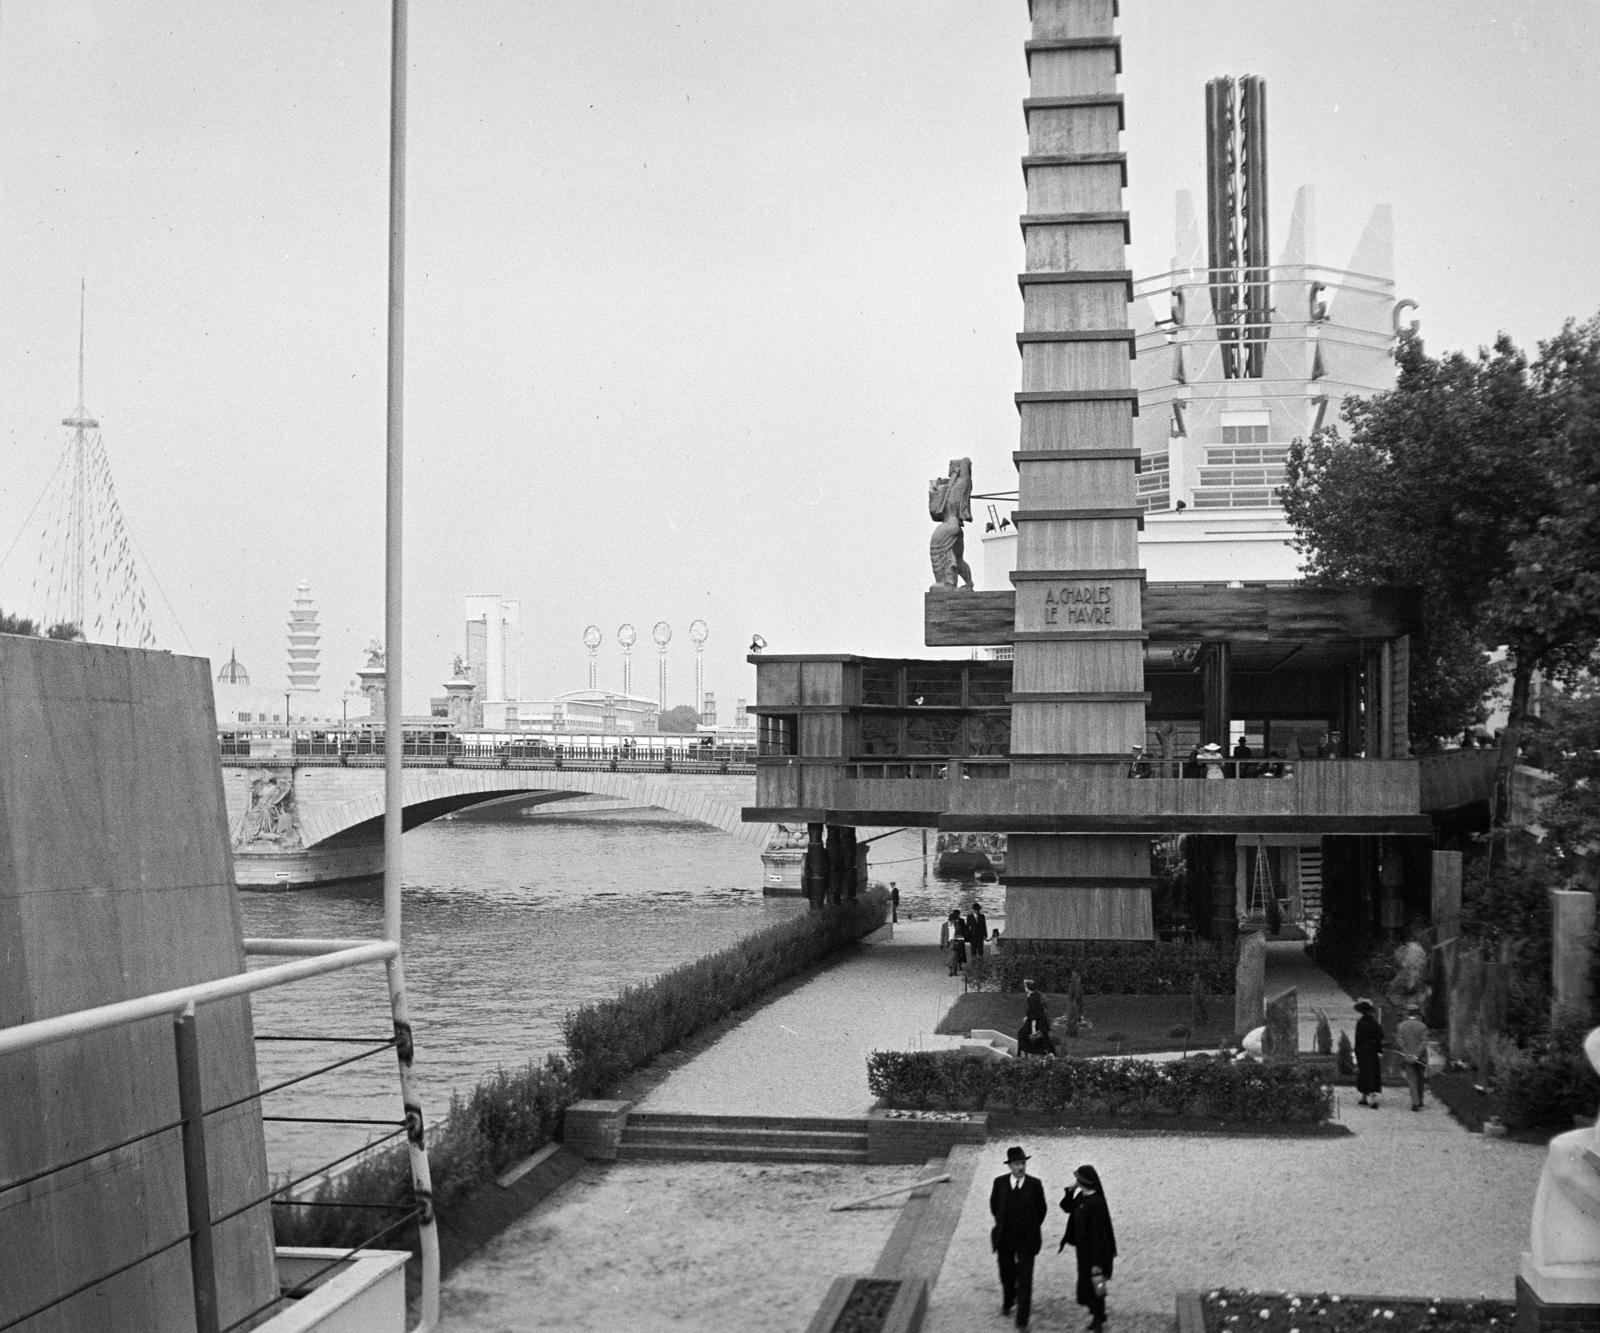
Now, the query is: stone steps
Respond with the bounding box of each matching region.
[617,1113,870,1164]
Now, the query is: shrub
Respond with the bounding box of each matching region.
[865,1049,1332,1123]
[1501,1023,1600,1132]
[276,891,888,1250]
[1336,1029,1354,1076]
[1313,1009,1333,1056]
[993,939,1234,995]
[563,891,888,1095]
[1167,1025,1191,1040]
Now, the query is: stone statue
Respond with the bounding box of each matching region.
[1523,1027,1600,1307]
[364,640,386,670]
[1386,940,1432,1014]
[451,653,469,680]
[235,773,302,849]
[928,457,975,591]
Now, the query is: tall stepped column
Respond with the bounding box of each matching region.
[1005,0,1152,940]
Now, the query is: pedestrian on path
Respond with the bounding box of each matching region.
[946,910,968,975]
[1018,978,1055,1056]
[967,903,987,958]
[1354,997,1384,1108]
[1396,1003,1429,1111]
[890,882,898,923]
[1059,1163,1117,1332]
[990,1145,1047,1330]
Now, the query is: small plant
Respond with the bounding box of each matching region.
[1190,971,1209,1029]
[1104,1031,1128,1044]
[1167,1024,1192,1040]
[1336,1028,1354,1076]
[1313,1008,1333,1055]
[1062,971,1085,1037]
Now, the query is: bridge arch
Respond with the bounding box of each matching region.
[297,768,775,851]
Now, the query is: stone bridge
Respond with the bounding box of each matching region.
[219,761,765,888]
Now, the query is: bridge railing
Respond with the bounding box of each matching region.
[0,939,438,1333]
[219,732,757,770]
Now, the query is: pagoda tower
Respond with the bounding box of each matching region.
[286,581,322,698]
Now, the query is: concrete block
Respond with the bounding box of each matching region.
[563,1099,632,1160]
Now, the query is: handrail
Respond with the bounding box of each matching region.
[0,941,395,1058]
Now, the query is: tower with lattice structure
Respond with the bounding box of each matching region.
[3,283,158,647]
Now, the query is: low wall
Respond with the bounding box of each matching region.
[866,1110,988,1164]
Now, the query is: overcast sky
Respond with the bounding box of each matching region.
[2,2,1596,713]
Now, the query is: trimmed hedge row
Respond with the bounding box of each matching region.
[563,890,889,1095]
[275,889,890,1249]
[866,1049,1333,1124]
[977,939,1236,995]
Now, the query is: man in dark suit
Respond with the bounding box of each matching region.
[990,1145,1047,1329]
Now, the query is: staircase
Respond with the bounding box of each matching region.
[616,1113,869,1164]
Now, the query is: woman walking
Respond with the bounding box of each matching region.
[1354,998,1384,1108]
[1059,1164,1117,1331]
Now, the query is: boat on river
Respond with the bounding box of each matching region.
[935,831,1006,876]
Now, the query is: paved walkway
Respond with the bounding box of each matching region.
[442,916,1547,1327]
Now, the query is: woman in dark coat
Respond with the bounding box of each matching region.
[1017,978,1055,1056]
[1354,998,1384,1108]
[1059,1164,1117,1331]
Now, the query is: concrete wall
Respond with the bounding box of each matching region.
[0,637,277,1332]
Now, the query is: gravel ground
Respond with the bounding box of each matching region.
[440,918,1548,1331]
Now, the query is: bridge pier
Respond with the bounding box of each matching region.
[233,838,384,890]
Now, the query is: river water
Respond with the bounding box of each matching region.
[239,808,997,1173]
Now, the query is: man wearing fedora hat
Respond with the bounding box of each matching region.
[1396,1003,1430,1111]
[990,1145,1048,1328]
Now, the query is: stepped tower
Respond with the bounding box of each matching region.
[1006,0,1151,939]
[286,580,322,697]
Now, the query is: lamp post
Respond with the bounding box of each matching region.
[688,619,708,723]
[652,621,672,711]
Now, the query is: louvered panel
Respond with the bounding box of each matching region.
[1027,105,1122,154]
[1012,640,1144,692]
[1017,521,1139,568]
[1014,458,1136,508]
[1023,223,1128,271]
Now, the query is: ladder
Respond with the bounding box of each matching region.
[1298,847,1324,925]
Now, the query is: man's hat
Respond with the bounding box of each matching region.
[1004,1146,1029,1164]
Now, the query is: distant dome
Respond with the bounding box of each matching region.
[217,648,250,685]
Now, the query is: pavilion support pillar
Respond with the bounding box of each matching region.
[999,0,1151,943]
[1203,834,1239,945]
[803,822,826,910]
[825,824,847,905]
[1201,643,1231,748]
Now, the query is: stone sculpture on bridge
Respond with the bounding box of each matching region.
[235,772,303,848]
[928,457,975,591]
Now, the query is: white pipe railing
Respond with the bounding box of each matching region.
[0,942,397,1059]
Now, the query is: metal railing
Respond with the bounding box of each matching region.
[0,938,438,1333]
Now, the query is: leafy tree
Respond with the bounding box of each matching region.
[1531,674,1600,883]
[44,621,83,641]
[656,704,702,734]
[0,611,85,640]
[0,609,39,636]
[1283,321,1600,848]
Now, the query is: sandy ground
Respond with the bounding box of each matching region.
[438,1159,927,1331]
[440,919,1550,1332]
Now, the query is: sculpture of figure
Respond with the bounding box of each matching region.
[1386,940,1432,1015]
[364,640,386,670]
[1526,1028,1600,1296]
[929,457,975,590]
[451,653,469,680]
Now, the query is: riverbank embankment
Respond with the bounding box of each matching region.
[439,920,1546,1332]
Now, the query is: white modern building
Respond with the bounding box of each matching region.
[984,76,1410,588]
[464,595,520,728]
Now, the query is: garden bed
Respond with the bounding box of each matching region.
[937,991,1231,1056]
[1187,1288,1514,1332]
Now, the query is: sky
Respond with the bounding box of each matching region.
[1,2,1597,715]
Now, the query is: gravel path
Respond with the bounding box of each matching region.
[441,916,1548,1329]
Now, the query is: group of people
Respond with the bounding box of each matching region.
[1354,997,1432,1111]
[990,1145,1116,1331]
[941,902,989,976]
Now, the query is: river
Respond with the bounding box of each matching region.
[239,808,997,1173]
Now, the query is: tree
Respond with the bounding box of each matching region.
[1282,321,1600,848]
[0,611,84,640]
[44,621,83,641]
[0,609,39,636]
[657,704,702,734]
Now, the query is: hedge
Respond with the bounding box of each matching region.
[977,938,1236,995]
[275,888,890,1249]
[866,1049,1332,1124]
